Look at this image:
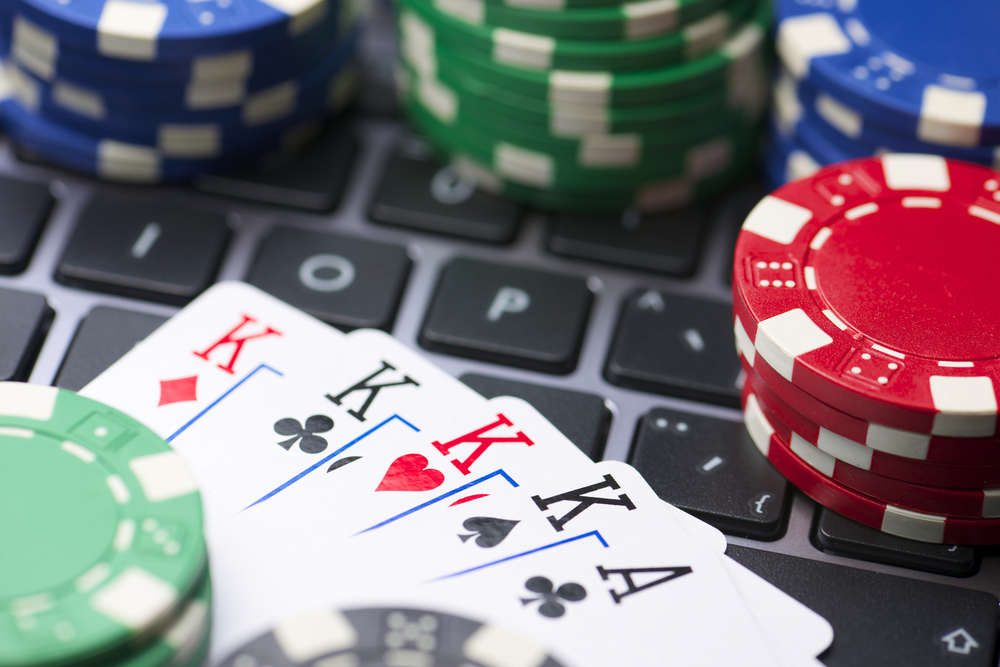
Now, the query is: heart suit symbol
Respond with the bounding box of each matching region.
[375,453,445,492]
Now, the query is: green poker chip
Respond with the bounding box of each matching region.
[397,59,764,139]
[0,383,206,667]
[404,0,756,72]
[399,0,771,107]
[430,0,732,41]
[113,573,211,667]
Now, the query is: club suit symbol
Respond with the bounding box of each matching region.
[274,415,334,454]
[520,576,586,618]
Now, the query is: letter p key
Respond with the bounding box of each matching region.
[487,287,530,322]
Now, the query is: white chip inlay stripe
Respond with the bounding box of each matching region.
[809,227,832,250]
[970,205,1000,225]
[106,475,132,504]
[930,376,998,437]
[464,624,549,667]
[844,202,878,220]
[755,309,833,381]
[865,423,930,460]
[734,316,755,366]
[881,505,945,543]
[76,563,111,593]
[742,195,813,245]
[743,393,773,457]
[0,426,33,438]
[871,344,905,360]
[939,361,974,368]
[775,13,851,79]
[902,197,941,208]
[816,428,872,470]
[97,0,168,60]
[0,383,57,419]
[114,519,135,552]
[918,85,986,147]
[129,451,199,503]
[61,441,95,463]
[804,266,817,290]
[821,309,847,330]
[982,489,1000,518]
[789,432,836,477]
[274,611,359,661]
[881,154,951,191]
[90,568,177,630]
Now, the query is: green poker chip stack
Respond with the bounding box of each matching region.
[395,0,771,213]
[0,382,211,667]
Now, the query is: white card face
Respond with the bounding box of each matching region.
[80,281,347,440]
[665,507,833,659]
[331,466,780,666]
[208,396,599,660]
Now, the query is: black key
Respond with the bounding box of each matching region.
[55,307,167,392]
[719,178,768,283]
[0,176,54,274]
[728,544,998,667]
[420,258,592,374]
[56,196,231,305]
[630,407,790,539]
[548,205,708,276]
[0,287,52,380]
[606,289,741,406]
[369,139,521,243]
[460,373,609,460]
[246,227,411,331]
[194,122,358,212]
[813,507,978,578]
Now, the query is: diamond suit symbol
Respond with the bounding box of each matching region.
[158,376,199,407]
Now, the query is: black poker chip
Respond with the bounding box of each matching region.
[218,607,567,667]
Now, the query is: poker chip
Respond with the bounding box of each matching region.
[217,607,568,667]
[744,390,1000,545]
[395,0,770,213]
[734,155,1000,437]
[0,382,207,667]
[765,0,1000,187]
[0,0,364,182]
[743,383,1000,518]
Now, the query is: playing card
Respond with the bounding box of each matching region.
[327,462,784,666]
[80,281,345,440]
[207,395,599,659]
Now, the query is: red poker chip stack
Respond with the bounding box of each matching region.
[732,154,1000,545]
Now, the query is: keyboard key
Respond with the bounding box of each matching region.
[55,307,167,392]
[194,122,358,212]
[246,227,411,331]
[0,287,52,380]
[0,176,54,275]
[420,258,592,373]
[460,373,608,460]
[718,179,768,283]
[369,139,521,243]
[630,407,790,540]
[56,196,231,305]
[813,507,978,578]
[606,289,741,406]
[728,544,998,667]
[548,205,708,276]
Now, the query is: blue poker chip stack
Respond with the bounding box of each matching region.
[764,0,1000,188]
[0,0,366,182]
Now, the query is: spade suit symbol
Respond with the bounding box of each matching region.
[459,517,520,548]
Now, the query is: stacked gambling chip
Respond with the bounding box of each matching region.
[393,0,770,214]
[0,0,364,183]
[761,0,1000,189]
[0,383,210,667]
[733,154,1000,546]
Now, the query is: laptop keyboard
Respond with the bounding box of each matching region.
[1,7,998,666]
